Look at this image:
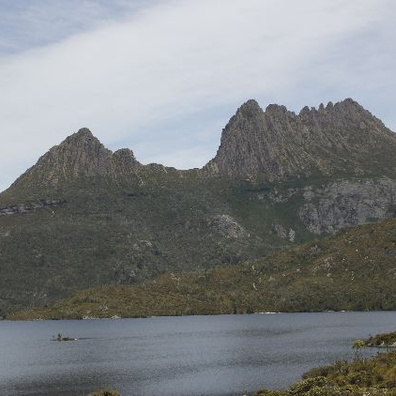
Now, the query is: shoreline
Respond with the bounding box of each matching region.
[5,309,395,322]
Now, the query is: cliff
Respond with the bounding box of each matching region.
[204,98,396,180]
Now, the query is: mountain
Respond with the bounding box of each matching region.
[204,98,396,180]
[11,217,396,319]
[6,127,143,197]
[6,98,396,197]
[1,98,396,315]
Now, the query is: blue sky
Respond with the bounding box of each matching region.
[0,0,395,192]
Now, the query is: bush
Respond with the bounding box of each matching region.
[289,376,329,395]
[87,390,120,396]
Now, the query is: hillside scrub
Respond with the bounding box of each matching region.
[10,218,396,320]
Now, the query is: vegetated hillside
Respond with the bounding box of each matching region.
[0,170,315,315]
[1,98,396,315]
[11,217,396,320]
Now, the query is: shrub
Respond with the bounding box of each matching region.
[87,390,120,396]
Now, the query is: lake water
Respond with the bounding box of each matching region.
[1,312,395,396]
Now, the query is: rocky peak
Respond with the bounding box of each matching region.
[68,127,94,140]
[265,103,292,116]
[57,127,110,156]
[236,99,263,117]
[204,98,396,181]
[61,128,98,149]
[9,129,142,192]
[203,99,314,180]
[112,148,142,176]
[221,100,264,136]
[113,148,137,160]
[335,97,362,109]
[31,127,113,185]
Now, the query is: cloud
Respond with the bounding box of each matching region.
[0,0,160,55]
[0,0,395,192]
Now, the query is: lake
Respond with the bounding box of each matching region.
[1,312,395,396]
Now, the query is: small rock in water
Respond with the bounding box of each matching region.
[53,333,77,342]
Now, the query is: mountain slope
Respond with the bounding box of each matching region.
[11,217,396,319]
[1,98,396,315]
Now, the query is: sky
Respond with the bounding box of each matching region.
[0,0,395,193]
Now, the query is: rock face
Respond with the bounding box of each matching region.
[10,128,143,191]
[298,178,396,234]
[209,214,249,239]
[203,99,396,180]
[15,128,112,188]
[0,199,66,216]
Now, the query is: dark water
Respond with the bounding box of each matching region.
[1,312,395,396]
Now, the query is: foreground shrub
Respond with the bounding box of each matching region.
[255,352,396,396]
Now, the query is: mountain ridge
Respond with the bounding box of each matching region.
[4,98,396,199]
[204,98,396,181]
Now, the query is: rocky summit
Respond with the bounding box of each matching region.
[9,127,143,194]
[204,98,396,180]
[0,98,395,314]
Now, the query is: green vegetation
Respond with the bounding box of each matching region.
[255,352,396,395]
[4,171,329,315]
[364,331,396,348]
[87,390,120,396]
[256,331,396,395]
[10,218,396,320]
